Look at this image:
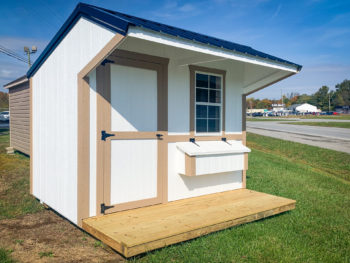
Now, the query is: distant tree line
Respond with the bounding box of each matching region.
[0,91,9,110]
[247,79,350,111]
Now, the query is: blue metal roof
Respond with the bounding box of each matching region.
[27,2,302,77]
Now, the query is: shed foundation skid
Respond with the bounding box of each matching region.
[83,189,295,257]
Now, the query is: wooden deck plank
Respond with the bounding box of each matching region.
[83,189,295,257]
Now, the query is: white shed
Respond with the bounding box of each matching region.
[26,3,301,256]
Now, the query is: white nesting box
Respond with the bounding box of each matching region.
[177,140,251,177]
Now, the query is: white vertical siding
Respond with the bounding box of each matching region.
[168,143,242,201]
[32,18,115,223]
[89,70,97,217]
[110,64,157,132]
[168,61,190,134]
[195,154,245,175]
[110,139,158,204]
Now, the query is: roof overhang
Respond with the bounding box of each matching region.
[3,75,28,89]
[27,2,302,81]
[126,27,300,95]
[127,26,300,73]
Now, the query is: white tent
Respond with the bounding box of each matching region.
[293,103,320,113]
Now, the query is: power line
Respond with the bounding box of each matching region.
[0,45,28,64]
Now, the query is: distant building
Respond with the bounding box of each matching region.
[287,103,320,113]
[246,109,266,114]
[271,103,285,111]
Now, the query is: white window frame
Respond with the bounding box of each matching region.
[194,71,223,136]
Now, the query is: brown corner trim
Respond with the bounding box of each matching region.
[185,154,196,176]
[242,94,246,132]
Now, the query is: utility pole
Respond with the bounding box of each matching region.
[281,89,283,106]
[24,46,37,67]
[328,93,331,112]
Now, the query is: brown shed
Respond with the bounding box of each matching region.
[4,76,30,155]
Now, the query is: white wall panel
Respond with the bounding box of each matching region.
[167,61,190,133]
[32,18,115,223]
[110,139,158,204]
[110,64,157,132]
[168,143,242,202]
[89,70,97,217]
[195,154,244,175]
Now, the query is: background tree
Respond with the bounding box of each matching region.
[246,79,350,112]
[312,86,330,111]
[0,92,9,111]
[333,79,350,107]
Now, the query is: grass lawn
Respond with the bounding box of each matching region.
[0,128,43,220]
[282,121,350,129]
[247,118,296,122]
[0,248,15,263]
[0,128,350,262]
[276,115,350,120]
[131,134,350,262]
[298,115,350,120]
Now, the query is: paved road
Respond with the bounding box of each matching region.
[247,120,350,154]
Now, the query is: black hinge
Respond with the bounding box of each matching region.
[101,130,115,141]
[101,59,114,66]
[189,138,195,143]
[156,133,163,139]
[221,137,227,142]
[101,203,114,214]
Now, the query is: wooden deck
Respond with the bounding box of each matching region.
[82,189,295,257]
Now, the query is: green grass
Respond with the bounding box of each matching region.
[129,133,350,263]
[0,129,349,262]
[0,128,43,220]
[282,121,350,129]
[298,115,350,120]
[247,118,296,122]
[0,248,15,263]
[38,251,54,259]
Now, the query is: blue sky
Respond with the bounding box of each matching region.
[0,0,349,98]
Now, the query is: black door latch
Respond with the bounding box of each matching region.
[100,203,114,214]
[101,130,115,141]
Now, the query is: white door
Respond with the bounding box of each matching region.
[99,62,164,214]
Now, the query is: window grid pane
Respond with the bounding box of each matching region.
[195,72,222,133]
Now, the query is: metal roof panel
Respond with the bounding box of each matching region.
[27,2,302,78]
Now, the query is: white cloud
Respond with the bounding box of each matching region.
[0,69,13,78]
[151,1,202,20]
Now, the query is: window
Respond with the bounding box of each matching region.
[195,72,222,133]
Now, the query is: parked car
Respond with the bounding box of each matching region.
[0,111,10,122]
[325,111,339,115]
[252,112,263,117]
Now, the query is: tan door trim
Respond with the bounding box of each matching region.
[188,65,226,137]
[97,50,169,215]
[96,64,111,216]
[77,33,125,227]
